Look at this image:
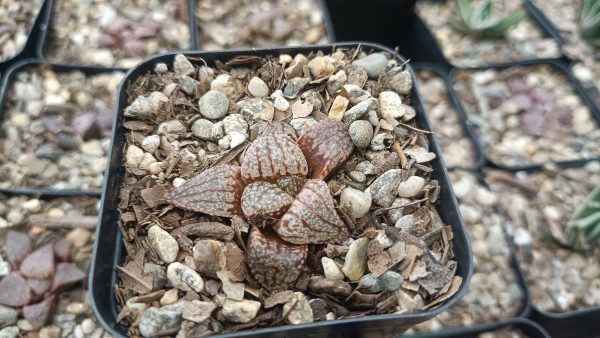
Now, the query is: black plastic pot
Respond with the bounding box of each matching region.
[192,0,336,48]
[412,63,485,171]
[36,0,197,67]
[0,59,126,196]
[482,159,600,338]
[406,318,551,338]
[448,58,600,172]
[90,42,473,338]
[0,0,49,72]
[323,1,450,69]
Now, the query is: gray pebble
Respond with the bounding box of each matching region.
[0,305,17,326]
[0,326,18,338]
[139,306,183,337]
[221,299,261,323]
[198,91,229,119]
[343,98,378,123]
[191,119,214,140]
[348,120,374,148]
[248,77,269,97]
[290,117,317,135]
[147,225,179,264]
[223,114,248,135]
[370,133,387,151]
[177,75,199,96]
[341,237,369,281]
[389,70,412,95]
[367,169,403,207]
[157,120,186,135]
[211,121,225,140]
[352,53,388,79]
[283,292,313,324]
[141,135,160,153]
[174,54,195,76]
[167,262,204,293]
[349,171,366,183]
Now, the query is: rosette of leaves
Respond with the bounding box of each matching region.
[450,0,525,39]
[167,120,354,291]
[568,186,600,250]
[579,0,600,47]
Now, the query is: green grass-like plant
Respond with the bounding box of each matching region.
[579,0,600,47]
[450,0,526,39]
[568,186,600,250]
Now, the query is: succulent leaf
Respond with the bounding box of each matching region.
[568,185,600,250]
[275,179,349,244]
[450,0,525,39]
[246,226,308,291]
[579,0,600,47]
[241,181,294,221]
[166,165,244,217]
[296,120,354,180]
[241,124,308,182]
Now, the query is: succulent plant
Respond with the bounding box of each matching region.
[568,186,600,250]
[579,0,600,47]
[167,120,354,291]
[450,0,525,40]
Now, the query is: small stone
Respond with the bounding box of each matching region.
[340,187,372,219]
[328,95,349,121]
[22,199,41,213]
[221,299,261,323]
[343,84,371,105]
[141,135,161,153]
[395,215,414,229]
[158,120,187,135]
[81,319,95,335]
[211,121,225,140]
[211,74,238,97]
[223,114,248,135]
[124,96,155,120]
[173,178,186,188]
[290,117,317,135]
[190,119,214,140]
[139,306,182,337]
[39,325,61,338]
[389,70,412,95]
[397,176,426,198]
[0,326,18,338]
[154,63,168,73]
[193,240,226,278]
[343,98,378,123]
[167,263,204,293]
[400,105,416,122]
[283,78,310,99]
[126,145,144,167]
[348,120,374,148]
[325,312,336,320]
[366,169,403,207]
[66,228,91,248]
[307,277,352,297]
[229,131,248,148]
[177,75,199,96]
[216,271,245,301]
[218,135,231,150]
[352,53,388,78]
[199,91,229,119]
[361,271,403,293]
[160,289,179,306]
[404,146,435,163]
[182,300,216,323]
[327,70,347,93]
[379,91,404,120]
[17,319,34,331]
[0,262,10,277]
[308,56,336,78]
[342,237,369,281]
[321,257,344,281]
[283,292,313,325]
[174,54,195,76]
[0,305,17,326]
[65,303,87,314]
[349,171,366,183]
[273,96,290,111]
[248,77,269,97]
[148,226,179,263]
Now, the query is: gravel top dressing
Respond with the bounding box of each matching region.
[114,48,462,337]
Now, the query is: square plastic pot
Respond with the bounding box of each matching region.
[90,42,473,338]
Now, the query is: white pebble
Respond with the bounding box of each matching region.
[339,187,372,219]
[248,77,269,97]
[321,257,345,281]
[397,176,425,198]
[141,135,161,153]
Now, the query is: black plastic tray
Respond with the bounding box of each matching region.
[482,159,600,338]
[323,1,450,69]
[0,58,126,196]
[36,0,197,67]
[406,318,551,338]
[0,0,49,72]
[522,0,567,46]
[412,62,485,171]
[192,0,336,49]
[448,58,600,172]
[90,42,473,338]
